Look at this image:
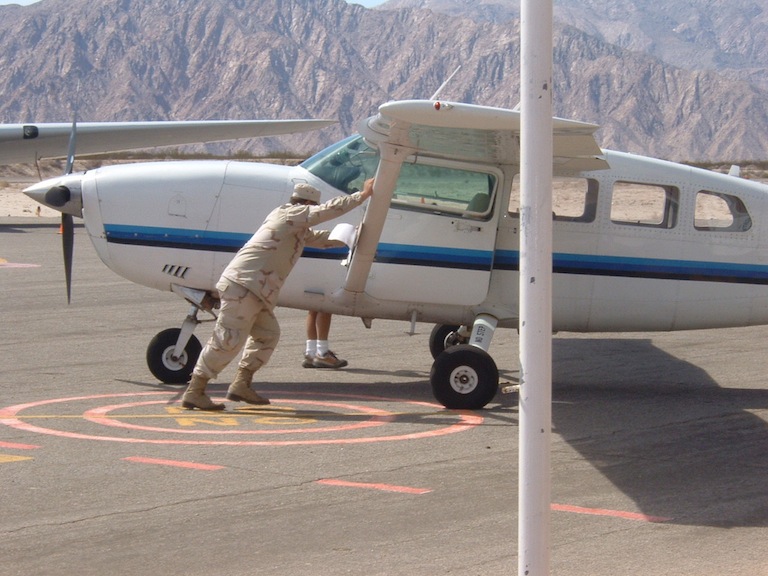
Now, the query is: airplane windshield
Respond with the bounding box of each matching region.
[300,135,379,194]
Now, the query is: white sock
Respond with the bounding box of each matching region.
[305,340,317,356]
[317,340,329,356]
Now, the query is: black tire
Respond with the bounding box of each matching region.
[429,324,465,359]
[430,345,498,409]
[146,328,202,384]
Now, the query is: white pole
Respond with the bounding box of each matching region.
[518,0,553,573]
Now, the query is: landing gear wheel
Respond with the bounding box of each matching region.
[429,324,467,359]
[430,345,499,409]
[146,328,202,384]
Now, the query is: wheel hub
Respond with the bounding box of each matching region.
[448,365,479,394]
[162,347,188,371]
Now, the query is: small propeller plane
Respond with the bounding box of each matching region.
[23,99,768,410]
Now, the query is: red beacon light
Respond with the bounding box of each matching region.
[434,101,441,110]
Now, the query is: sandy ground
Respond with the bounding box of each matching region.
[0,184,60,218]
[0,161,86,218]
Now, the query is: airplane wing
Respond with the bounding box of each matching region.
[339,99,608,298]
[361,99,608,171]
[0,119,336,165]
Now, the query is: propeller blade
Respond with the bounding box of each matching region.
[62,107,77,301]
[62,213,74,304]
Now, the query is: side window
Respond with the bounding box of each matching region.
[509,175,598,223]
[694,190,752,232]
[610,181,679,228]
[391,162,496,220]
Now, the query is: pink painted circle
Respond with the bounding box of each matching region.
[0,391,483,446]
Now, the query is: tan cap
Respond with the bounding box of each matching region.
[291,183,321,203]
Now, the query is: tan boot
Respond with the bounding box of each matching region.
[226,368,270,405]
[181,374,225,411]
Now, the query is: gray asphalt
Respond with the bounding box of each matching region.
[1,218,767,575]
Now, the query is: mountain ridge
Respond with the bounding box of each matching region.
[0,0,766,162]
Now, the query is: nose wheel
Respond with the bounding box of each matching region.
[146,327,202,384]
[430,344,499,409]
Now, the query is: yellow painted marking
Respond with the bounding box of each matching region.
[165,406,318,427]
[253,417,314,426]
[163,407,240,427]
[174,416,241,427]
[0,454,34,463]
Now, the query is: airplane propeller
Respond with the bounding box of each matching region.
[59,117,77,303]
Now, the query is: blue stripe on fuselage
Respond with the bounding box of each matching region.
[104,224,768,284]
[495,250,768,284]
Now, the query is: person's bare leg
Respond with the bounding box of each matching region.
[313,312,347,368]
[303,310,319,367]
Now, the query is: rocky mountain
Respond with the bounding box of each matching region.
[382,0,768,91]
[0,0,766,162]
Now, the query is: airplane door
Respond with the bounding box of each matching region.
[366,160,500,306]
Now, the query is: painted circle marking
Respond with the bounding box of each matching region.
[82,398,395,435]
[0,391,483,446]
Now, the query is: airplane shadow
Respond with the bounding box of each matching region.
[550,337,768,528]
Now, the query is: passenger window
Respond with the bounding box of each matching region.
[391,162,496,220]
[509,175,597,222]
[610,182,679,228]
[694,190,752,232]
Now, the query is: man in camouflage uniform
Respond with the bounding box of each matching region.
[182,178,374,411]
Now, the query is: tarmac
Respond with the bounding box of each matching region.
[1,217,767,575]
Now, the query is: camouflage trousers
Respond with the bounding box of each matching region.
[192,277,280,380]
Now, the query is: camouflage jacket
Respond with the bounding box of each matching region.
[221,191,366,306]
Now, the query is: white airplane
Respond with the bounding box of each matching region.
[23,99,768,410]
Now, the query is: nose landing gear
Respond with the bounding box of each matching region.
[145,287,218,384]
[146,326,202,384]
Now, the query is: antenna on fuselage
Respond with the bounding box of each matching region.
[430,65,462,100]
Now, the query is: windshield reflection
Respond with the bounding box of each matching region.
[300,135,379,194]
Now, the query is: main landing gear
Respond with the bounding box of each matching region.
[146,287,217,384]
[428,315,499,410]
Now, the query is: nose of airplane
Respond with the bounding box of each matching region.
[24,174,83,217]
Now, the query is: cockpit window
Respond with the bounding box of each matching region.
[300,135,378,194]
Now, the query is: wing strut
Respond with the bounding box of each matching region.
[335,142,407,300]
